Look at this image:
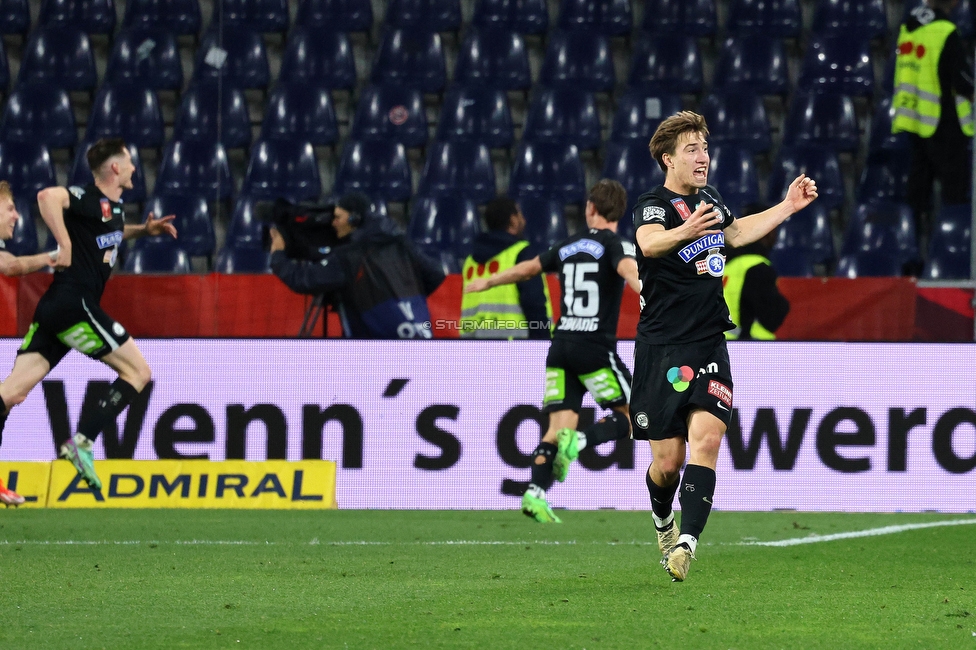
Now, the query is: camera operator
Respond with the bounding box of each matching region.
[269,192,445,339]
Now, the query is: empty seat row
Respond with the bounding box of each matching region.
[8,0,970,42]
[0,23,885,100]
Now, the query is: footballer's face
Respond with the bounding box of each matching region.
[0,195,18,241]
[114,148,135,191]
[663,130,709,195]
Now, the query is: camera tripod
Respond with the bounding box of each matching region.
[299,294,328,337]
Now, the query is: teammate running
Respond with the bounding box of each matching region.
[0,138,178,492]
[465,180,640,522]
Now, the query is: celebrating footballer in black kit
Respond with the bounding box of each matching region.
[464,180,641,523]
[0,138,178,493]
[631,111,818,582]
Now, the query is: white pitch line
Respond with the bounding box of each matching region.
[737,518,976,547]
[2,519,975,548]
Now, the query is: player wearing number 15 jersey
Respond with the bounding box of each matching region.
[0,138,179,492]
[464,180,640,523]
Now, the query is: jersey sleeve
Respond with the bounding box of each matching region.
[537,245,560,273]
[607,233,635,269]
[66,185,88,221]
[633,196,670,231]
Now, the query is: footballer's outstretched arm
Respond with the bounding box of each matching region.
[463,257,543,293]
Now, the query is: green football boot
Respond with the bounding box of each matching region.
[59,433,102,490]
[521,493,562,523]
[552,428,581,482]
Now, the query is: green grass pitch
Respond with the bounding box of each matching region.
[0,509,973,649]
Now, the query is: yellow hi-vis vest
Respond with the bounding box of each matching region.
[460,241,551,339]
[723,254,777,341]
[892,18,975,137]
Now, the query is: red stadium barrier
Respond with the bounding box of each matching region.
[0,273,972,341]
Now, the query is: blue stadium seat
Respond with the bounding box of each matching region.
[294,0,373,33]
[124,237,192,273]
[771,201,835,266]
[798,35,874,97]
[18,26,97,92]
[0,141,56,201]
[768,146,844,210]
[835,250,905,277]
[70,140,147,204]
[781,91,859,153]
[768,248,816,277]
[510,142,586,204]
[706,144,759,216]
[609,89,682,143]
[903,0,973,39]
[0,40,8,96]
[0,82,77,149]
[334,140,412,202]
[698,91,771,154]
[5,196,38,255]
[516,193,569,250]
[641,0,716,37]
[105,27,183,92]
[436,83,514,149]
[156,139,234,201]
[215,243,271,273]
[122,0,202,35]
[143,193,209,242]
[0,0,31,36]
[867,95,911,155]
[601,139,665,222]
[471,0,548,34]
[209,0,289,34]
[407,194,482,259]
[711,36,790,97]
[143,193,215,258]
[350,83,428,148]
[417,140,496,204]
[260,82,338,147]
[225,194,264,249]
[923,204,971,280]
[628,34,703,95]
[811,0,887,41]
[86,81,165,149]
[857,150,911,203]
[841,200,919,270]
[278,27,356,91]
[193,25,270,90]
[386,0,462,32]
[558,0,632,36]
[173,80,251,149]
[725,0,801,38]
[38,0,116,34]
[540,30,615,93]
[415,243,462,274]
[454,27,531,92]
[241,138,321,202]
[522,87,601,151]
[370,28,446,95]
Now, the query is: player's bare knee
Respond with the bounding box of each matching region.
[652,458,682,482]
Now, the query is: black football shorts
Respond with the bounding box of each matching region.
[542,338,632,413]
[629,334,734,441]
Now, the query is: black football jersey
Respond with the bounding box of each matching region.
[539,227,636,344]
[50,184,125,300]
[632,184,736,344]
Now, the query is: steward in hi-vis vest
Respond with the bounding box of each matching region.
[891,0,975,224]
[460,198,551,339]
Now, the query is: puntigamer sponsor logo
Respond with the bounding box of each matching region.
[678,233,725,262]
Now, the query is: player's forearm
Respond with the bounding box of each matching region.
[5,252,53,276]
[123,223,148,240]
[486,258,542,288]
[636,225,689,258]
[726,203,792,248]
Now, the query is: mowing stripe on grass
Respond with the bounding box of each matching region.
[3,519,975,547]
[737,518,976,547]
